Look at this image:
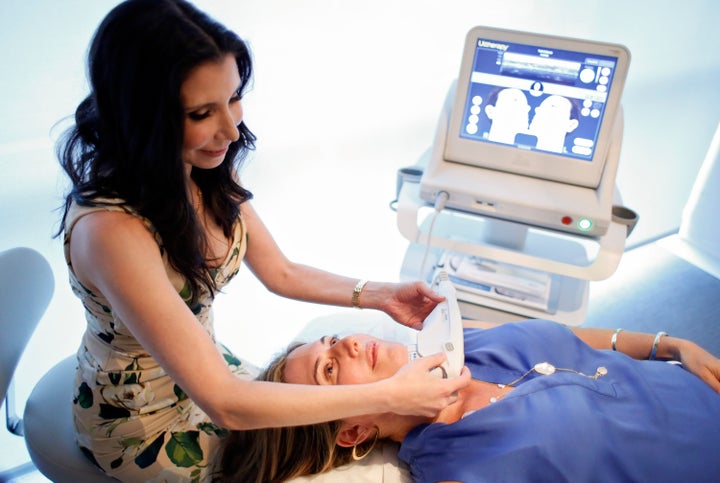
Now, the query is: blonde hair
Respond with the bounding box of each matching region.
[218,342,377,482]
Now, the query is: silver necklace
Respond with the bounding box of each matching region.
[489,362,608,404]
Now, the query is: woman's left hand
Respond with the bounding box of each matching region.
[382,281,445,330]
[675,339,720,394]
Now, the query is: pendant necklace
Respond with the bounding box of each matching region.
[488,362,608,404]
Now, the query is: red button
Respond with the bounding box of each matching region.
[561,216,572,225]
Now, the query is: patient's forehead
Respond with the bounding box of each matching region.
[284,341,320,385]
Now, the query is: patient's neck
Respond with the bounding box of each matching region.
[379,414,430,443]
[434,379,492,424]
[381,379,511,442]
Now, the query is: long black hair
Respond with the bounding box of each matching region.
[57,0,256,304]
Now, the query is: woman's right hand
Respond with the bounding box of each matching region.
[382,352,472,418]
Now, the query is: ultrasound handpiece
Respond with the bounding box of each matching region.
[408,271,465,378]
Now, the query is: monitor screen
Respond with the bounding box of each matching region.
[444,27,630,188]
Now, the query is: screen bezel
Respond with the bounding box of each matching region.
[444,26,630,189]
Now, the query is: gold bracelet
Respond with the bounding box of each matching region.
[352,279,368,309]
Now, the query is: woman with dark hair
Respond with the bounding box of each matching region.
[221,321,720,482]
[56,1,469,480]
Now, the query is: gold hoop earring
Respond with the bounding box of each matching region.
[351,428,380,461]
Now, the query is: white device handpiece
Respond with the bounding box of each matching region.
[409,271,465,378]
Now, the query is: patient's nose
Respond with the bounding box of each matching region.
[337,337,361,358]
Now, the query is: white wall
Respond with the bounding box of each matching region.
[1,0,719,390]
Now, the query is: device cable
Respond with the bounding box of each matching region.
[419,191,449,280]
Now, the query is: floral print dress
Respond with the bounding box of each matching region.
[63,198,259,482]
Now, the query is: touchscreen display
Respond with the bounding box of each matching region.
[459,36,620,161]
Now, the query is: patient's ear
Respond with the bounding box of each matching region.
[336,424,373,448]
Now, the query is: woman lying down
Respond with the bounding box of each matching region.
[220,319,720,482]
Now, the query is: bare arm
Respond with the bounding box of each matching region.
[571,327,720,393]
[240,201,443,328]
[464,319,720,393]
[69,211,470,430]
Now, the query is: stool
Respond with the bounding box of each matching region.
[23,356,117,482]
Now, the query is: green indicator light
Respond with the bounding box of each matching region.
[577,218,593,232]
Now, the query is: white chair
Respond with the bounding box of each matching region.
[1,247,54,480]
[1,247,54,437]
[24,355,117,482]
[0,246,116,482]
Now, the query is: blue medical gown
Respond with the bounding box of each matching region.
[398,320,720,482]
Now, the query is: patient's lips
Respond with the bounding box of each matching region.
[366,341,376,369]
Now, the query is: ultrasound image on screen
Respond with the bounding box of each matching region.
[460,37,620,161]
